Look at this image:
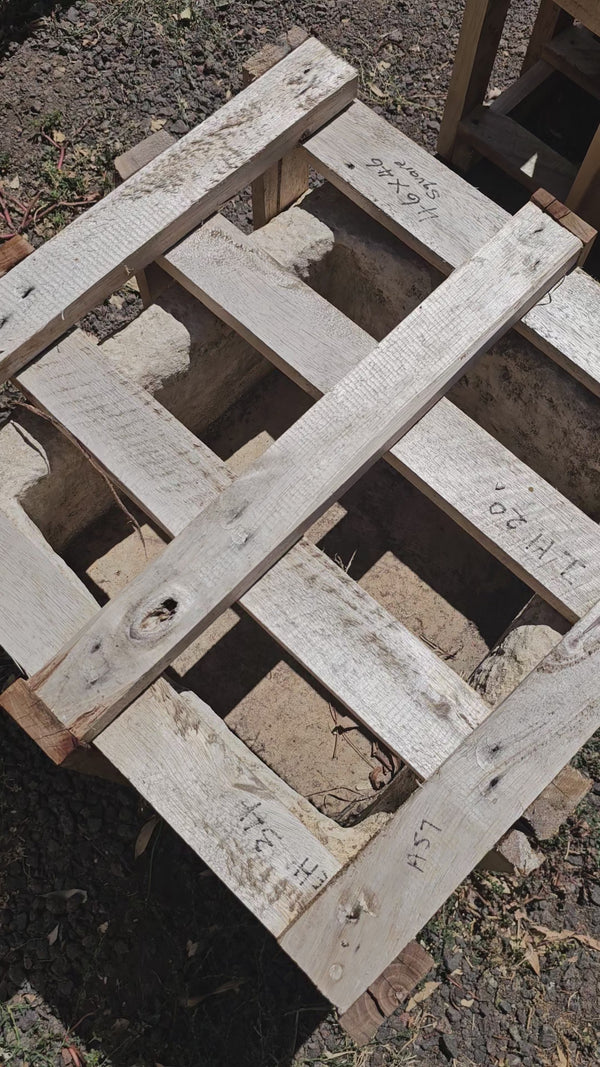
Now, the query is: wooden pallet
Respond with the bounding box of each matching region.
[1,34,600,1037]
[438,0,600,230]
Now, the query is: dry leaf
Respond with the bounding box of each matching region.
[52,130,66,143]
[135,814,160,858]
[523,945,541,976]
[150,117,167,132]
[47,924,59,946]
[181,978,245,1007]
[530,923,600,952]
[460,998,474,1008]
[44,888,88,904]
[405,980,439,1011]
[368,83,386,98]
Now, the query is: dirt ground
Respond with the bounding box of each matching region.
[0,1,599,1066]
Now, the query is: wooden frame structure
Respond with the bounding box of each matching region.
[438,0,600,228]
[1,35,600,1038]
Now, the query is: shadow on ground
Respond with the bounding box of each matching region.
[0,714,330,1067]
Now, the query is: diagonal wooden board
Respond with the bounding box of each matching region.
[304,100,600,397]
[0,38,356,381]
[16,331,489,777]
[159,214,600,623]
[12,203,581,744]
[0,508,346,934]
[280,595,600,1009]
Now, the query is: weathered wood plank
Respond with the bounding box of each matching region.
[460,107,577,200]
[0,507,343,933]
[305,100,507,275]
[279,596,600,1009]
[0,508,97,674]
[18,330,490,777]
[20,204,581,742]
[522,0,572,73]
[161,215,600,622]
[0,38,356,382]
[488,59,554,117]
[304,100,600,395]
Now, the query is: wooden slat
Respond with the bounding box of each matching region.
[544,23,600,100]
[0,38,356,382]
[160,215,600,623]
[17,331,490,778]
[460,107,577,200]
[279,594,600,1008]
[114,130,177,182]
[0,507,343,934]
[304,100,600,395]
[18,204,581,743]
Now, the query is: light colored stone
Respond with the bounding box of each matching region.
[481,829,545,876]
[470,596,569,709]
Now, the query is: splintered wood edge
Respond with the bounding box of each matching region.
[1,677,83,764]
[531,188,597,264]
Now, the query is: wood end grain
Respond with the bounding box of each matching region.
[1,677,83,765]
[339,941,434,1044]
[531,187,597,264]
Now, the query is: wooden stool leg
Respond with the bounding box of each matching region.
[567,121,600,228]
[521,0,573,73]
[437,0,512,168]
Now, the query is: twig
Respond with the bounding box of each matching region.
[0,194,15,232]
[13,399,147,553]
[33,193,99,226]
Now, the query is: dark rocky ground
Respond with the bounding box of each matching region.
[0,1,599,1065]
